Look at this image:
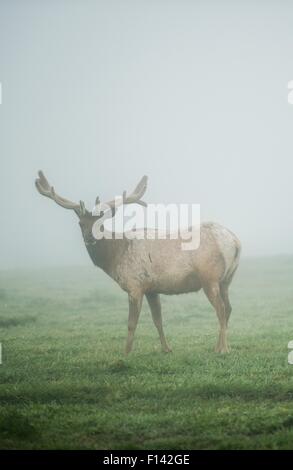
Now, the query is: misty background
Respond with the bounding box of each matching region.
[1,0,293,269]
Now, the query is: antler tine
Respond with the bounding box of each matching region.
[123,175,148,207]
[35,170,51,196]
[102,175,148,211]
[35,170,85,214]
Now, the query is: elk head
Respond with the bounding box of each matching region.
[35,171,148,246]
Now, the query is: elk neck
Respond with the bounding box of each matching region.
[84,235,129,276]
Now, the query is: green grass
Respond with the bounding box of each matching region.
[1,257,293,449]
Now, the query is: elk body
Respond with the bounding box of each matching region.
[35,171,241,354]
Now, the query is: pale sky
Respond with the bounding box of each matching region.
[1,0,293,268]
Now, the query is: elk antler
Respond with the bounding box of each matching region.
[35,170,87,216]
[101,176,148,211]
[123,175,148,207]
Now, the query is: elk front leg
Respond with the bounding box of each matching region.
[125,292,143,354]
[203,282,229,353]
[146,293,172,353]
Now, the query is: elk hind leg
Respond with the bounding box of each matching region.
[220,282,232,324]
[146,293,171,353]
[220,265,237,324]
[204,282,229,353]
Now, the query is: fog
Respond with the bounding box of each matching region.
[1,0,293,269]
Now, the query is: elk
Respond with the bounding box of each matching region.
[35,171,241,354]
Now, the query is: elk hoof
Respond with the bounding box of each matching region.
[125,346,132,355]
[215,345,230,354]
[162,346,172,353]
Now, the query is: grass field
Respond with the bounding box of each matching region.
[1,257,293,449]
